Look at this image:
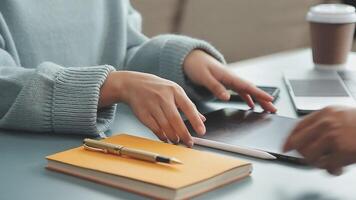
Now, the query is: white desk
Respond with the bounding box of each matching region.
[1,49,355,200]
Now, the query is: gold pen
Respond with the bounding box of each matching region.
[83,138,183,165]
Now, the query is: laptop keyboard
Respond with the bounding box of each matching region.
[338,71,356,99]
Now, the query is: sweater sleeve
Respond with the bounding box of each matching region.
[123,2,226,101]
[0,37,116,136]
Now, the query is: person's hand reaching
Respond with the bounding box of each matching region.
[283,106,356,175]
[99,71,206,147]
[183,50,277,112]
[98,50,276,147]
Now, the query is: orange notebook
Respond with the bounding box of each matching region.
[46,134,252,200]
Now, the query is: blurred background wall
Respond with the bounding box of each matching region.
[131,0,350,63]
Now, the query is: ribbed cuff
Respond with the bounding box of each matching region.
[159,35,226,101]
[52,65,116,136]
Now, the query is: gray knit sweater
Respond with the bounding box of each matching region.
[0,0,224,136]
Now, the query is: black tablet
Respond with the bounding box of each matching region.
[187,108,304,164]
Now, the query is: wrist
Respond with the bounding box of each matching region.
[113,71,128,103]
[183,50,205,72]
[98,71,126,108]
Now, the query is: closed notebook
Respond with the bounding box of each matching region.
[46,134,252,200]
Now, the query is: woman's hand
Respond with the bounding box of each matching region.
[99,71,206,147]
[183,50,276,112]
[283,106,356,175]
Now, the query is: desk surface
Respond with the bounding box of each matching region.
[1,49,355,200]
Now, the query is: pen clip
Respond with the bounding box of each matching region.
[83,144,108,153]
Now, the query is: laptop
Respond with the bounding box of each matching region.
[186,108,304,164]
[284,69,356,114]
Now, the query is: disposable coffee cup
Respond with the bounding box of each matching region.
[307,4,356,70]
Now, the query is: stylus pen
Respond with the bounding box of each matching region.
[83,138,183,164]
[193,137,277,160]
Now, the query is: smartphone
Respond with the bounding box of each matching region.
[227,86,280,102]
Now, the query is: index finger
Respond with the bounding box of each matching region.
[175,91,206,136]
[283,111,324,152]
[291,110,324,137]
[229,75,273,102]
[257,100,277,113]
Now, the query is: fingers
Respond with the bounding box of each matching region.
[283,111,324,152]
[145,115,168,142]
[151,107,180,145]
[161,101,194,147]
[285,120,326,153]
[136,84,204,147]
[298,133,331,164]
[205,66,276,111]
[239,92,277,113]
[257,100,277,113]
[238,92,255,108]
[229,75,273,102]
[328,168,343,176]
[284,125,347,176]
[199,113,206,122]
[291,111,323,136]
[203,72,230,101]
[134,110,168,142]
[237,91,276,112]
[224,74,276,112]
[175,91,206,136]
[315,153,344,176]
[312,134,355,175]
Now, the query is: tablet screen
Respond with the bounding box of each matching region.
[186,108,302,160]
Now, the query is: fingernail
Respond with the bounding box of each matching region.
[160,136,167,143]
[220,92,230,100]
[332,169,343,176]
[272,105,277,113]
[201,115,206,122]
[198,125,206,135]
[188,140,194,148]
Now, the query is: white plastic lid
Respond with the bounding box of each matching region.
[307,4,356,24]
